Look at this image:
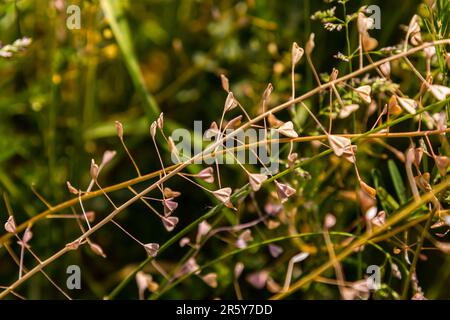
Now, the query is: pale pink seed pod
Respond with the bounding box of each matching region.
[89,242,106,258]
[162,216,179,232]
[277,121,298,138]
[268,244,283,258]
[66,181,79,195]
[201,273,218,288]
[263,83,273,101]
[275,181,296,203]
[291,42,304,66]
[224,92,237,112]
[328,135,351,157]
[212,187,232,205]
[248,173,268,192]
[196,167,214,184]
[150,122,157,138]
[220,74,230,92]
[4,216,16,233]
[324,213,336,229]
[305,33,315,55]
[22,226,33,244]
[157,112,164,129]
[144,243,160,257]
[90,159,99,181]
[101,150,117,166]
[115,121,123,139]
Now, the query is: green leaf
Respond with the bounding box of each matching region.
[388,160,407,204]
[377,185,400,211]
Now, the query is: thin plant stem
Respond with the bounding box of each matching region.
[306,53,322,86]
[78,193,92,230]
[121,137,142,177]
